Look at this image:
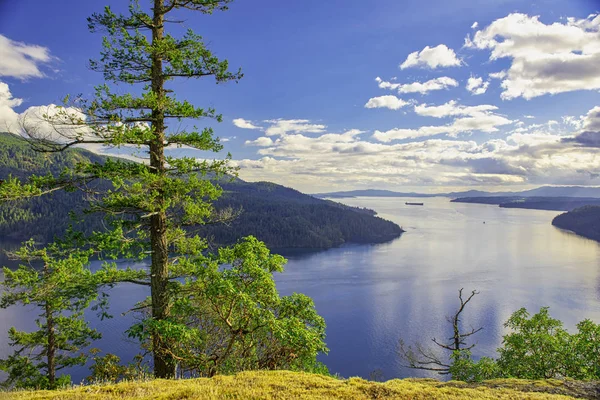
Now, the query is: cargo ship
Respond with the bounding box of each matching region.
[405,202,424,206]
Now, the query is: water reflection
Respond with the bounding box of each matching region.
[1,197,599,382]
[275,197,600,380]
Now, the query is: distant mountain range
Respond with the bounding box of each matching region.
[451,196,600,211]
[314,186,600,199]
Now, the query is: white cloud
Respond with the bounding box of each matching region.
[489,71,507,80]
[372,115,512,142]
[372,126,448,142]
[19,104,92,143]
[471,22,479,29]
[233,118,261,130]
[414,100,498,118]
[399,77,459,94]
[373,100,513,142]
[263,119,326,136]
[245,136,274,147]
[235,117,600,192]
[581,106,600,132]
[377,76,458,94]
[468,13,600,99]
[562,116,583,130]
[466,76,490,95]
[400,44,462,69]
[0,81,22,132]
[364,95,409,110]
[0,35,55,79]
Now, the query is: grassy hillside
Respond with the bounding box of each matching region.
[3,371,599,400]
[0,132,403,249]
[552,206,600,242]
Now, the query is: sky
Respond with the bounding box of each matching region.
[1,0,600,193]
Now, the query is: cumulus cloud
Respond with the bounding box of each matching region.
[467,13,600,99]
[400,44,462,69]
[0,35,55,79]
[414,100,499,118]
[372,115,512,142]
[0,81,22,131]
[376,76,458,94]
[373,100,512,142]
[245,136,273,147]
[563,106,600,147]
[19,104,93,144]
[466,76,490,95]
[471,22,479,29]
[263,119,326,136]
[582,106,600,132]
[562,116,582,130]
[489,71,507,80]
[233,118,261,130]
[234,116,600,192]
[364,95,409,110]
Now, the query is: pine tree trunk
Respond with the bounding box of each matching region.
[149,0,176,379]
[45,302,56,388]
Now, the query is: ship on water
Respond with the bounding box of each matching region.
[405,202,424,206]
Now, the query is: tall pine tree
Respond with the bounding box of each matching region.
[1,0,242,378]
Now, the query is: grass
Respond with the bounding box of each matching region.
[2,371,598,400]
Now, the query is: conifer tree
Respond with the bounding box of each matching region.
[0,0,242,378]
[0,242,102,389]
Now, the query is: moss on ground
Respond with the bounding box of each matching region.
[2,371,599,400]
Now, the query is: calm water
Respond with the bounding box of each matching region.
[1,197,600,382]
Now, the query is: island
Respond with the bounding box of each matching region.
[552,206,600,242]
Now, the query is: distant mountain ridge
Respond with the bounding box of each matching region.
[450,196,600,211]
[0,132,403,250]
[314,186,600,199]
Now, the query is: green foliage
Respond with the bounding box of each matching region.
[400,291,600,383]
[127,236,328,378]
[0,242,103,389]
[497,307,600,380]
[448,351,502,383]
[87,350,150,384]
[447,307,600,382]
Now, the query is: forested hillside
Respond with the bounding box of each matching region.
[0,132,403,249]
[552,206,600,242]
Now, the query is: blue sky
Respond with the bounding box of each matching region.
[1,0,600,193]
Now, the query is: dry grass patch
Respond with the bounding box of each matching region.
[2,370,597,400]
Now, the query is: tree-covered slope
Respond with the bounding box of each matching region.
[552,206,600,242]
[200,180,403,249]
[0,132,108,242]
[0,132,403,249]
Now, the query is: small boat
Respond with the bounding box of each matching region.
[405,202,424,206]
